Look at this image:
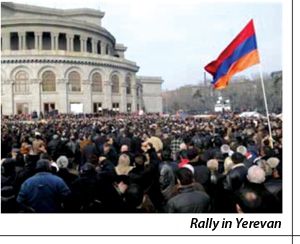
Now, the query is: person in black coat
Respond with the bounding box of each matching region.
[129,144,165,212]
[224,152,248,192]
[56,156,78,187]
[69,163,102,212]
[166,167,211,213]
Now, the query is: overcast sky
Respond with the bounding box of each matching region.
[8,0,282,90]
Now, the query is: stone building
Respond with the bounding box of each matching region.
[1,2,163,115]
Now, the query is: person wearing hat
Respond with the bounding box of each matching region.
[16,159,71,213]
[264,157,282,208]
[56,156,78,187]
[240,165,281,213]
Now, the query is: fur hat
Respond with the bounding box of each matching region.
[183,164,195,175]
[247,165,266,184]
[236,145,247,156]
[207,159,219,171]
[266,157,280,169]
[56,156,69,169]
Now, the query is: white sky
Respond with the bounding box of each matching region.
[5,0,282,90]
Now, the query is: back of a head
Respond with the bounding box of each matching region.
[125,184,144,208]
[35,159,51,172]
[207,159,218,172]
[176,167,194,186]
[80,163,96,177]
[1,158,16,176]
[231,152,245,165]
[162,150,171,162]
[134,153,146,166]
[178,150,188,160]
[247,165,266,184]
[187,148,198,161]
[236,189,263,213]
[56,156,69,169]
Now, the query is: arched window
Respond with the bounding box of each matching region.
[69,71,81,92]
[42,71,56,92]
[15,71,29,93]
[126,76,131,95]
[92,72,102,92]
[111,74,119,94]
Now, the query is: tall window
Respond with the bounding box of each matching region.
[92,72,102,92]
[15,71,29,93]
[111,74,119,93]
[42,71,56,92]
[97,41,101,54]
[10,32,19,50]
[73,35,80,52]
[87,38,92,53]
[69,71,81,92]
[106,44,110,55]
[58,33,67,50]
[26,32,35,50]
[42,32,51,50]
[126,76,131,95]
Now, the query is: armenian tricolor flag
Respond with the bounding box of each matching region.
[205,19,260,89]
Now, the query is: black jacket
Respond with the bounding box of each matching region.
[166,185,210,213]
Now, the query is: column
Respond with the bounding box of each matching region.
[120,82,127,113]
[80,38,86,52]
[35,32,42,50]
[131,82,137,112]
[2,32,10,50]
[101,42,106,55]
[18,32,25,50]
[2,80,14,114]
[52,33,59,50]
[82,80,92,113]
[56,79,68,113]
[66,34,73,52]
[92,39,96,54]
[103,80,112,110]
[31,79,41,114]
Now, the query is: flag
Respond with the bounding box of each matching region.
[205,19,260,89]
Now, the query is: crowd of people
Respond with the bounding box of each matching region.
[1,112,282,213]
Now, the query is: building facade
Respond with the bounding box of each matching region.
[1,2,163,115]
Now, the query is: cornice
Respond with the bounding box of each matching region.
[1,18,115,44]
[1,58,139,73]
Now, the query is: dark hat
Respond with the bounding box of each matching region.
[231,152,245,164]
[187,148,198,160]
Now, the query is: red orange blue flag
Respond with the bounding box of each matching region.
[205,19,260,89]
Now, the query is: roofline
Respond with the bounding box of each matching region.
[2,2,105,18]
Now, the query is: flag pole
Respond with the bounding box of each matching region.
[258,63,273,148]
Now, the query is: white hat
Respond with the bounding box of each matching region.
[236,145,247,156]
[247,165,266,184]
[207,159,219,171]
[221,144,233,156]
[51,162,59,172]
[56,156,69,168]
[183,164,194,175]
[266,157,280,169]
